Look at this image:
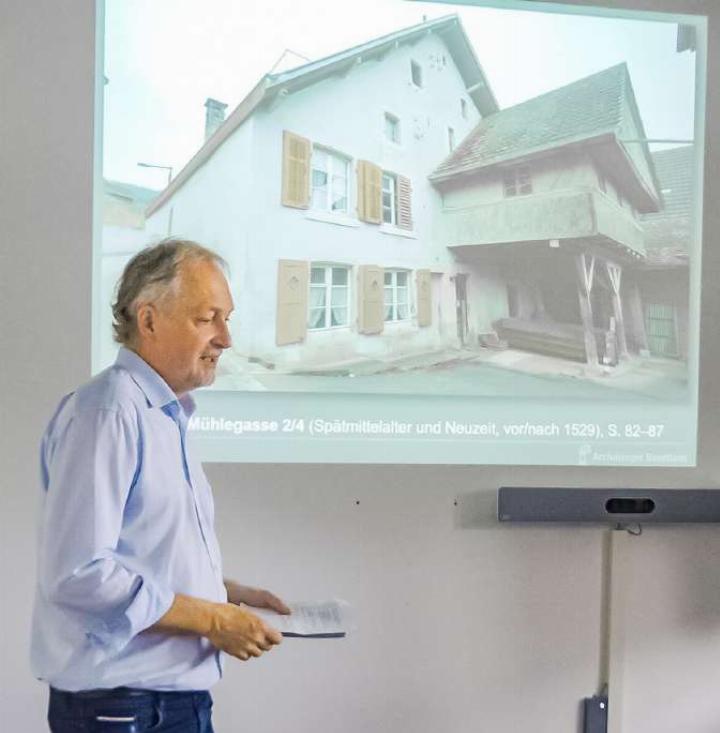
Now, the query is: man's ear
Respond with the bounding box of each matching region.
[136,303,157,338]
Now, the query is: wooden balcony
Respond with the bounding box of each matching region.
[440,189,646,259]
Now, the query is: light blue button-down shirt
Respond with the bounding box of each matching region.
[31,348,227,691]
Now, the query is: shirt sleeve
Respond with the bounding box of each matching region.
[39,405,175,654]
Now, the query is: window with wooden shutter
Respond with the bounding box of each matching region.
[384,270,410,322]
[357,160,382,224]
[308,265,350,330]
[382,173,397,225]
[396,175,413,230]
[416,269,432,327]
[358,265,384,334]
[276,259,309,345]
[281,131,311,208]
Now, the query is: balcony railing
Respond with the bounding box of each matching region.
[440,189,645,257]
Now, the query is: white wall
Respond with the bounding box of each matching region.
[2,2,720,732]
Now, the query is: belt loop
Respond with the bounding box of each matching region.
[149,694,165,731]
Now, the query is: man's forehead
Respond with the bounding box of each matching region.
[177,260,233,307]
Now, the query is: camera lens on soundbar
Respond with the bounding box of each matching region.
[605,498,655,514]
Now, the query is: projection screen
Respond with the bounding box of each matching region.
[94,0,707,465]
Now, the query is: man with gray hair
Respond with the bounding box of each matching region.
[31,239,289,732]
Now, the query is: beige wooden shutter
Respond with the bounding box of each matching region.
[276,260,309,345]
[416,269,432,327]
[357,161,382,224]
[358,265,384,334]
[397,175,413,230]
[281,131,311,209]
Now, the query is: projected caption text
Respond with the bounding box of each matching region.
[188,417,667,440]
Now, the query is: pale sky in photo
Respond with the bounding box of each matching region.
[103,0,700,191]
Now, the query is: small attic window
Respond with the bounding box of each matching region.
[384,112,401,144]
[410,60,423,88]
[503,166,532,197]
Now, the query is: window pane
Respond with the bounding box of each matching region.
[313,148,328,169]
[331,306,348,327]
[331,286,347,306]
[384,304,394,321]
[310,268,326,284]
[331,267,347,285]
[308,308,326,329]
[396,271,407,287]
[385,114,399,142]
[397,303,409,320]
[310,286,326,308]
[411,60,422,87]
[330,159,347,212]
[312,170,327,208]
[384,272,392,285]
[312,169,328,187]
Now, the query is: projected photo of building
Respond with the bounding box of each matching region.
[100,13,696,400]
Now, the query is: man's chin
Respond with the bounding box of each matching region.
[199,372,216,388]
[187,369,217,392]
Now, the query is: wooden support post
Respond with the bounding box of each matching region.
[575,253,600,368]
[605,261,629,360]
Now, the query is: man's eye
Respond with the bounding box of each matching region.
[198,318,212,323]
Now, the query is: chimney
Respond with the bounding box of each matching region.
[204,98,228,141]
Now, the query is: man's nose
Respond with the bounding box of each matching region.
[215,320,232,349]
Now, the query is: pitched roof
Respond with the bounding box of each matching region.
[146,14,497,217]
[641,145,694,266]
[431,62,661,212]
[432,63,628,178]
[266,14,497,114]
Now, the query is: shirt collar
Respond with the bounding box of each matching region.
[115,347,196,417]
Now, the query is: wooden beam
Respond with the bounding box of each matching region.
[605,261,629,360]
[576,254,600,367]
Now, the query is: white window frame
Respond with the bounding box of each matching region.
[308,264,351,331]
[503,165,532,197]
[382,172,397,226]
[410,59,423,88]
[384,112,401,144]
[311,146,350,214]
[384,269,410,322]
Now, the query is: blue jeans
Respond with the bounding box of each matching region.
[48,686,214,732]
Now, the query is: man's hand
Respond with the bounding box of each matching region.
[145,593,282,662]
[207,602,282,661]
[224,579,291,615]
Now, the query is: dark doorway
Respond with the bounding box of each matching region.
[455,274,469,345]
